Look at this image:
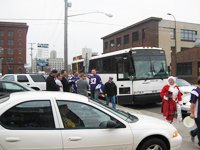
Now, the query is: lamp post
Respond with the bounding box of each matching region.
[167,13,177,76]
[64,0,112,78]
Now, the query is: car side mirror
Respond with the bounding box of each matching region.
[107,120,118,128]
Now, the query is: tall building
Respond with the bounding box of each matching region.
[0,22,28,74]
[49,50,64,71]
[101,17,200,66]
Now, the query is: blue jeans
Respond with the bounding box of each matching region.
[190,118,200,146]
[91,90,99,101]
[106,95,116,109]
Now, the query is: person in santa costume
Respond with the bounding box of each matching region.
[160,76,182,123]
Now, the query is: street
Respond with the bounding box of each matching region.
[102,99,198,150]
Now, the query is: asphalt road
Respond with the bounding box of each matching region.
[101,99,198,150]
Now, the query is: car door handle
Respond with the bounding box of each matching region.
[27,84,30,85]
[68,137,82,141]
[5,137,20,142]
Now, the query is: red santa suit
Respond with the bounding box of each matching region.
[160,76,182,123]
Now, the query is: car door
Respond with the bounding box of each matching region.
[0,100,62,150]
[56,100,133,150]
[17,75,30,87]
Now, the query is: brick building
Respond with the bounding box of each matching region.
[171,47,200,84]
[101,17,200,67]
[0,22,28,74]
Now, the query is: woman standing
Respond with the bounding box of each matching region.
[160,76,182,123]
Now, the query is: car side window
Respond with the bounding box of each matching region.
[17,75,29,82]
[2,82,24,92]
[57,101,111,128]
[0,100,55,129]
[2,75,14,81]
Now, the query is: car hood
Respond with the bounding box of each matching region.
[130,113,176,130]
[179,86,196,92]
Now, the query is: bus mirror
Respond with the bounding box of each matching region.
[129,68,134,75]
[129,76,134,80]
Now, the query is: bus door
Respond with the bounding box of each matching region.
[116,62,133,105]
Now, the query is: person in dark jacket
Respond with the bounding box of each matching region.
[60,70,74,92]
[103,76,117,109]
[46,69,60,91]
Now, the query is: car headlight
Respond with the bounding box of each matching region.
[173,131,178,137]
[185,102,191,106]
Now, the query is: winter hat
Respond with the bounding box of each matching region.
[168,76,176,83]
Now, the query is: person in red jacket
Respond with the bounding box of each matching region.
[160,76,182,123]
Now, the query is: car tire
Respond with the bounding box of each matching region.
[139,138,167,150]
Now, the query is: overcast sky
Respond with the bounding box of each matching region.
[0,0,200,66]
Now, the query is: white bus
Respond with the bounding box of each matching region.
[72,47,169,105]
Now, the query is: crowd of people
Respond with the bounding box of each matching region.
[46,69,117,109]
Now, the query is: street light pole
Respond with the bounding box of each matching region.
[63,0,113,78]
[167,13,177,76]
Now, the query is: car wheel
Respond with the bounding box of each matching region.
[139,138,167,150]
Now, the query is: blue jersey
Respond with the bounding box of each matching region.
[89,75,102,91]
[190,86,200,118]
[69,76,80,93]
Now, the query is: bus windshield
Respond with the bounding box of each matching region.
[132,55,168,79]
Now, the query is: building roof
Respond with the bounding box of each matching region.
[0,21,28,28]
[101,17,162,39]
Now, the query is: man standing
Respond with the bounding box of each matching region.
[104,76,117,109]
[89,69,102,101]
[190,77,200,148]
[46,70,60,91]
[55,73,63,92]
[77,73,89,97]
[69,70,80,93]
[61,70,74,92]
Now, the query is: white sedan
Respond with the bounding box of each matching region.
[176,79,196,114]
[0,91,182,150]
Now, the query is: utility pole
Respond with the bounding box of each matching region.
[64,0,68,77]
[28,43,36,73]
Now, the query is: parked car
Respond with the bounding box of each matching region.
[1,74,46,91]
[0,80,35,96]
[0,91,182,150]
[176,79,196,114]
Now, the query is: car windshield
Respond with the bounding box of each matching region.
[176,79,191,87]
[89,99,138,123]
[22,84,35,91]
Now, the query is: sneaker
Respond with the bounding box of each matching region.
[189,131,195,142]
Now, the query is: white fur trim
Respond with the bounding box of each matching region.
[164,96,169,100]
[178,101,183,105]
[168,76,176,82]
[169,86,179,101]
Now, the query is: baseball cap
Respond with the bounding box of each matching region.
[109,76,113,79]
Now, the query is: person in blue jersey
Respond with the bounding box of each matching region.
[89,69,102,101]
[190,77,200,148]
[69,70,80,93]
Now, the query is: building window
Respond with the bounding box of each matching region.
[19,40,22,45]
[116,37,121,47]
[181,29,197,41]
[0,39,3,45]
[181,47,190,52]
[124,34,129,44]
[19,49,22,54]
[18,68,22,73]
[170,28,175,39]
[177,62,192,76]
[8,67,14,74]
[18,58,22,63]
[142,29,145,40]
[132,31,139,42]
[19,31,22,37]
[105,42,108,50]
[8,30,14,36]
[110,40,114,48]
[8,40,14,45]
[0,30,4,36]
[7,58,14,63]
[171,47,175,56]
[8,48,14,54]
